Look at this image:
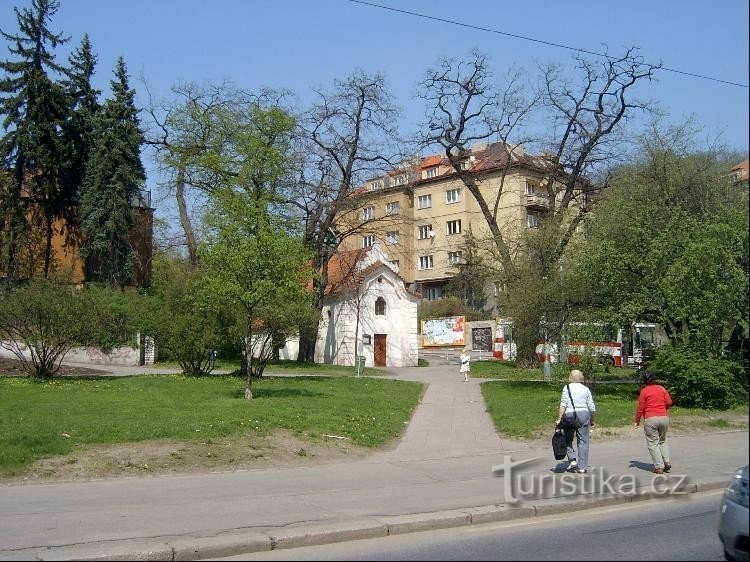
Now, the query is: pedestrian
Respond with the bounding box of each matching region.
[634,371,673,474]
[460,348,471,382]
[555,369,596,474]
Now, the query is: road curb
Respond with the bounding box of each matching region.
[21,478,726,561]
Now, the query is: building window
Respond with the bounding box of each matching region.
[392,174,407,186]
[385,201,400,215]
[417,194,432,209]
[446,188,461,204]
[419,255,434,270]
[425,166,439,178]
[424,286,442,300]
[369,179,384,191]
[525,180,538,195]
[527,213,539,228]
[446,219,462,235]
[363,206,374,221]
[418,224,433,240]
[362,234,375,248]
[375,296,386,316]
[494,281,507,296]
[448,251,464,266]
[386,230,400,244]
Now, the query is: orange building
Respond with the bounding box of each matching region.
[1,189,154,287]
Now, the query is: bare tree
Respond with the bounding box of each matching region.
[287,71,404,361]
[144,81,296,270]
[143,81,233,270]
[417,48,658,365]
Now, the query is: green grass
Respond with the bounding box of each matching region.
[481,380,748,439]
[0,374,423,476]
[154,358,389,377]
[470,360,639,382]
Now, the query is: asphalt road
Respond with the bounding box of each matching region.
[214,491,727,561]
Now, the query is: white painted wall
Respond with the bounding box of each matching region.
[0,342,141,366]
[315,264,420,368]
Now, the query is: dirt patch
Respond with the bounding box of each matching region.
[0,358,105,377]
[2,429,374,484]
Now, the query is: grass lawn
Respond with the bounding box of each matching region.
[154,358,389,377]
[0,374,423,477]
[481,380,749,440]
[470,359,639,382]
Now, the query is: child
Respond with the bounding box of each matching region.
[460,348,471,382]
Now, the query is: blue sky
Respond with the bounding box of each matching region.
[1,0,748,224]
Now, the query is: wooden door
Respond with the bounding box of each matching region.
[374,334,387,366]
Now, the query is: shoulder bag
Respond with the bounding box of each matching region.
[556,384,583,430]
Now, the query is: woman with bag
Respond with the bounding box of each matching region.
[555,369,597,473]
[634,371,673,474]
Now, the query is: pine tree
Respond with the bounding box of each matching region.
[79,57,145,288]
[0,0,70,281]
[60,33,100,228]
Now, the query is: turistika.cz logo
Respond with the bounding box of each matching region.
[491,456,690,505]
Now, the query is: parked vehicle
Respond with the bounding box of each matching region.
[718,465,749,561]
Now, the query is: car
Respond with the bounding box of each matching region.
[719,465,749,561]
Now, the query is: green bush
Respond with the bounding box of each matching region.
[650,345,746,409]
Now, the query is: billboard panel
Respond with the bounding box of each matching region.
[421,316,466,347]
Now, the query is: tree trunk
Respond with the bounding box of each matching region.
[175,165,199,271]
[297,262,326,363]
[297,330,316,363]
[43,210,53,277]
[514,314,542,368]
[243,315,254,399]
[5,160,25,284]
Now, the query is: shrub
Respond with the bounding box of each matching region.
[650,345,746,410]
[0,278,94,378]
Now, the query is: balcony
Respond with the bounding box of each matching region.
[131,190,152,209]
[524,192,549,210]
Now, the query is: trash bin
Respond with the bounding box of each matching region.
[355,356,366,376]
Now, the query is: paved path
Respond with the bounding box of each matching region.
[373,364,525,460]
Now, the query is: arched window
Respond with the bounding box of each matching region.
[375,297,386,316]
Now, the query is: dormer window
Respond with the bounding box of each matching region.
[369,179,384,191]
[425,166,439,179]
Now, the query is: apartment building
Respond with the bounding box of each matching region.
[336,141,565,309]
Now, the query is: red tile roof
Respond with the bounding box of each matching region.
[324,248,421,298]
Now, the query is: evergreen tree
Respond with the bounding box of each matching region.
[60,33,100,227]
[0,0,70,282]
[80,57,145,288]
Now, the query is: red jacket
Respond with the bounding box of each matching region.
[635,384,673,424]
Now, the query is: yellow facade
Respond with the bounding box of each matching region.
[337,142,571,304]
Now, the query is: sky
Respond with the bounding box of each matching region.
[1,0,748,228]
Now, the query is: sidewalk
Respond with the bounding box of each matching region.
[1,364,746,561]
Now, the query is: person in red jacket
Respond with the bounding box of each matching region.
[634,371,674,474]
